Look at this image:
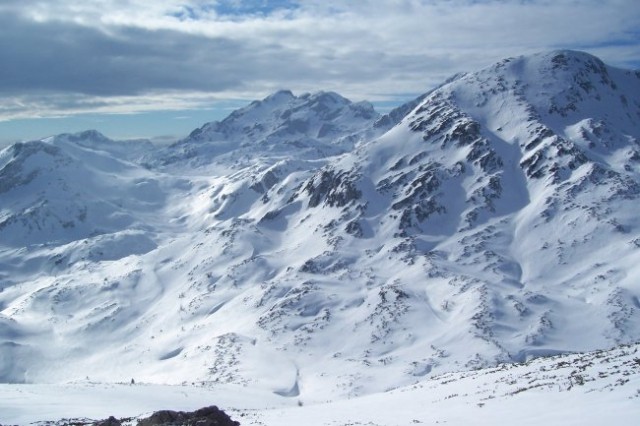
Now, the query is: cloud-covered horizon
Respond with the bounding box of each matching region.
[1,0,639,121]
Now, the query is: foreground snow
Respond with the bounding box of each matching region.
[2,343,638,425]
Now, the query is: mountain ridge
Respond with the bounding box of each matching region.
[151,89,380,170]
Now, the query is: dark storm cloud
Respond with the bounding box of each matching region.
[0,11,300,97]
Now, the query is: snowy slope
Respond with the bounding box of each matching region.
[1,342,638,425]
[0,51,639,407]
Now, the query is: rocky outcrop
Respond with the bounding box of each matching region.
[36,405,239,426]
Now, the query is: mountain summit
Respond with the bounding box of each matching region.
[155,90,379,168]
[0,50,639,400]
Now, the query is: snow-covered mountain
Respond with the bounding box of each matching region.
[0,51,639,404]
[153,90,379,170]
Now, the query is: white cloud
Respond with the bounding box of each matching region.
[0,0,638,120]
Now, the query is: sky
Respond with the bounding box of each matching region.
[0,0,639,145]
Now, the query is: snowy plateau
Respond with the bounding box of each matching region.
[1,50,640,425]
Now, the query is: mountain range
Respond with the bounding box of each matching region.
[0,50,639,402]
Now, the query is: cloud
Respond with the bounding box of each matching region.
[1,0,639,121]
[0,17,241,96]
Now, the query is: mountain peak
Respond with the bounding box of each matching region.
[169,89,380,166]
[306,90,349,103]
[263,89,295,102]
[55,129,112,145]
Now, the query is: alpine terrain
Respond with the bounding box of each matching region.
[1,50,639,423]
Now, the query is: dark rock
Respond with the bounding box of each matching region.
[345,220,364,238]
[45,405,241,426]
[137,405,239,426]
[304,169,361,208]
[96,416,121,426]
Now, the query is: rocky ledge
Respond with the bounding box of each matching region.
[21,405,240,426]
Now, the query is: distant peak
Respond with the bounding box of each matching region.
[60,130,111,144]
[6,139,61,160]
[253,90,354,110]
[264,90,295,102]
[79,129,109,138]
[310,91,350,104]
